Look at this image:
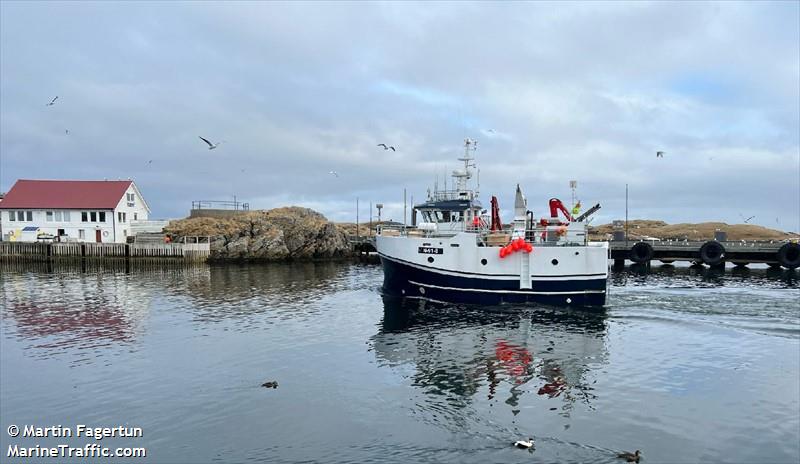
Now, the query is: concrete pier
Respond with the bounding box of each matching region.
[609,240,800,269]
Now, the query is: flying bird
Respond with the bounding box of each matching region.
[389,146,396,151]
[377,143,388,149]
[656,151,664,158]
[740,214,755,224]
[65,129,69,135]
[328,171,339,177]
[199,136,223,150]
[46,96,58,106]
[147,160,153,165]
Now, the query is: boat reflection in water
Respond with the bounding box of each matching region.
[371,296,609,426]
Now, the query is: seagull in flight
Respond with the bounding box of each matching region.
[65,129,69,135]
[377,143,388,149]
[46,96,58,106]
[739,213,755,223]
[328,170,339,177]
[147,160,153,165]
[656,151,664,158]
[199,136,223,150]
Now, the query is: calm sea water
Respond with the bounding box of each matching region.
[1,262,798,463]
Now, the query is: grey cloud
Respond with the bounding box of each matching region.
[1,1,797,231]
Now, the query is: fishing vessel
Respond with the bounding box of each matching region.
[375,139,609,307]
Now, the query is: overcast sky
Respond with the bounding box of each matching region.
[1,1,798,231]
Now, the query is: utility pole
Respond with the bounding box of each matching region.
[369,201,372,237]
[625,184,629,248]
[403,188,407,226]
[356,197,359,240]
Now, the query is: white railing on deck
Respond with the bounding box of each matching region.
[377,224,589,246]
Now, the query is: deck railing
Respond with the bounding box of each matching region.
[377,224,589,247]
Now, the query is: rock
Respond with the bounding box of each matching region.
[165,207,353,261]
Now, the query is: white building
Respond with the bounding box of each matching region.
[0,179,151,243]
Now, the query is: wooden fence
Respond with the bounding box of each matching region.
[0,240,210,262]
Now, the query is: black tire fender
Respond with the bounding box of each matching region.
[699,241,725,266]
[630,242,654,263]
[777,242,800,269]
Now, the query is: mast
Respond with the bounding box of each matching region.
[453,138,476,194]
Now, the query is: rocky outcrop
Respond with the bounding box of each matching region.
[165,207,353,261]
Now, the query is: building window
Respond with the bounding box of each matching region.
[99,212,106,222]
[79,229,85,239]
[46,211,54,222]
[55,211,62,221]
[118,212,126,223]
[133,213,138,221]
[90,211,97,222]
[82,211,88,222]
[127,193,135,202]
[63,211,70,221]
[8,211,14,221]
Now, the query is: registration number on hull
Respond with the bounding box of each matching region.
[418,247,443,255]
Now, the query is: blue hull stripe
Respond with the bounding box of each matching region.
[409,280,606,296]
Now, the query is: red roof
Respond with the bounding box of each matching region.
[0,180,133,209]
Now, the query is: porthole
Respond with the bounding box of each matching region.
[566,297,572,304]
[427,257,434,263]
[574,251,579,256]
[481,258,488,265]
[419,287,426,294]
[551,259,559,265]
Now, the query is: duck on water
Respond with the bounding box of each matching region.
[376,139,608,308]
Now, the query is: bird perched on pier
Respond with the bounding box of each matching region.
[46,96,58,106]
[656,151,664,158]
[514,438,534,449]
[617,450,640,462]
[198,136,223,150]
